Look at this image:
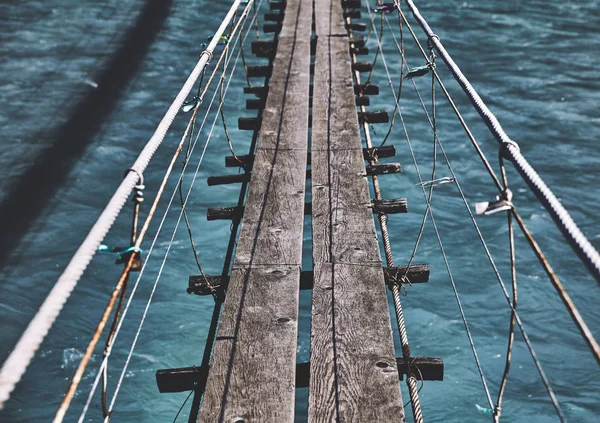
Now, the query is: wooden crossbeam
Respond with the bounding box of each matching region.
[188,265,429,296]
[156,356,442,393]
[224,145,396,167]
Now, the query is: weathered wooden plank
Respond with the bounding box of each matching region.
[206,198,406,221]
[155,356,442,394]
[198,266,301,422]
[207,173,251,186]
[354,84,379,95]
[309,264,405,421]
[311,149,381,265]
[156,366,207,393]
[296,356,444,388]
[309,0,405,420]
[264,12,284,22]
[352,61,373,72]
[246,65,272,78]
[198,0,311,420]
[243,85,269,98]
[365,163,402,176]
[308,264,336,422]
[233,149,307,266]
[384,264,430,285]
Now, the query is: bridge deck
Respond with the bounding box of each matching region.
[198,0,405,421]
[197,0,311,420]
[308,0,405,421]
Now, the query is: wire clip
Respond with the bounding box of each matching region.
[181,95,201,113]
[375,3,398,13]
[404,62,435,80]
[417,176,455,188]
[98,244,143,271]
[475,189,513,216]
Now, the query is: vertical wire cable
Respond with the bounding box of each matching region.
[362,2,497,413]
[382,7,568,420]
[74,6,258,420]
[494,155,518,420]
[354,2,423,420]
[402,0,600,284]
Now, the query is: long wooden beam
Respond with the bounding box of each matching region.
[197,0,312,420]
[308,0,405,421]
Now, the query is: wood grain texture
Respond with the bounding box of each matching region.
[198,266,301,422]
[311,148,381,265]
[310,264,407,422]
[233,149,307,267]
[198,0,311,420]
[309,0,405,421]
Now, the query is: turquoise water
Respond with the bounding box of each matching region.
[1,0,599,421]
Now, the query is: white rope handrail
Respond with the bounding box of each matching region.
[0,0,243,410]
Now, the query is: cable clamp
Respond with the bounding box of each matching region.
[133,183,144,204]
[417,176,454,188]
[199,49,213,62]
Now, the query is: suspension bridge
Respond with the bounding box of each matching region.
[0,0,599,422]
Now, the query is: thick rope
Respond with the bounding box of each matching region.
[395,2,600,368]
[402,0,600,284]
[75,6,253,421]
[0,0,244,410]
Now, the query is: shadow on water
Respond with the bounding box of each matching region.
[0,0,173,268]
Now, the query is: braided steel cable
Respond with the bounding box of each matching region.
[364,3,497,413]
[355,2,423,420]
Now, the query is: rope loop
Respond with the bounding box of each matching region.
[426,33,440,50]
[124,168,144,186]
[500,140,521,160]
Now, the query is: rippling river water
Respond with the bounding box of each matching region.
[1,0,599,421]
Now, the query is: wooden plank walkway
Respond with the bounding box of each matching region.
[197,0,312,420]
[309,0,405,421]
[198,0,405,421]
